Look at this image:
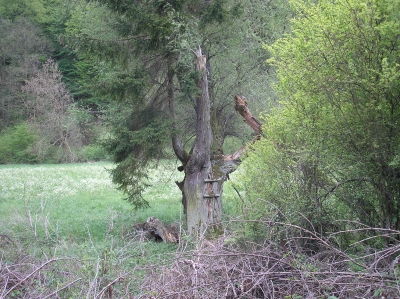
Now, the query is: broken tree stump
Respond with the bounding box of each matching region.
[133,217,179,243]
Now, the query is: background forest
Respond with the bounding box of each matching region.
[1,0,400,298]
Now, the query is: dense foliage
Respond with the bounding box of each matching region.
[0,17,52,129]
[236,0,400,244]
[0,1,106,163]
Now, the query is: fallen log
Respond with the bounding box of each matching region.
[133,217,179,243]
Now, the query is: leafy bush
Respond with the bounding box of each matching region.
[234,0,400,247]
[232,116,345,245]
[77,144,109,162]
[0,123,38,164]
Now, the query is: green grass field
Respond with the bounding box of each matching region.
[0,161,184,242]
[0,161,238,241]
[0,161,240,297]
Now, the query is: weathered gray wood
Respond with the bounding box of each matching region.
[172,50,262,237]
[204,179,221,182]
[134,217,179,243]
[185,47,222,236]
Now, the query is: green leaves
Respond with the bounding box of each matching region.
[243,0,400,239]
[0,123,38,164]
[0,0,47,22]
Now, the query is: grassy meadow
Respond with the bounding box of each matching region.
[0,161,183,242]
[0,160,240,298]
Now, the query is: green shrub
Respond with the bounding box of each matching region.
[78,144,109,162]
[0,123,38,164]
[233,0,400,248]
[232,111,356,246]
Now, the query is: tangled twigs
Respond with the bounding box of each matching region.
[0,257,78,298]
[134,221,400,299]
[0,234,13,244]
[40,278,82,299]
[1,220,399,298]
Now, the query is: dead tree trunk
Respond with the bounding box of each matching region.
[171,49,262,236]
[183,47,217,235]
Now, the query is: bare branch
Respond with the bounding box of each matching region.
[234,95,262,135]
[223,95,263,163]
[132,220,400,299]
[3,258,74,298]
[40,278,82,299]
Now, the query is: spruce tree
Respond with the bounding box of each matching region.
[66,0,289,234]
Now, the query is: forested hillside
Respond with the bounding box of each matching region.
[1,0,400,297]
[0,0,108,163]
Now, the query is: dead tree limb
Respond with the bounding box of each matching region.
[234,95,262,135]
[223,95,263,163]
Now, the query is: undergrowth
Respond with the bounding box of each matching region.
[0,161,236,298]
[1,163,399,298]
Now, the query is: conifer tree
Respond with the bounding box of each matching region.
[66,0,289,234]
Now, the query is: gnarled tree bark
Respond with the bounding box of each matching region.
[183,47,215,235]
[171,48,262,236]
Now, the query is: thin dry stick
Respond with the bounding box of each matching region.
[96,273,130,299]
[86,258,101,299]
[3,257,72,298]
[40,278,82,299]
